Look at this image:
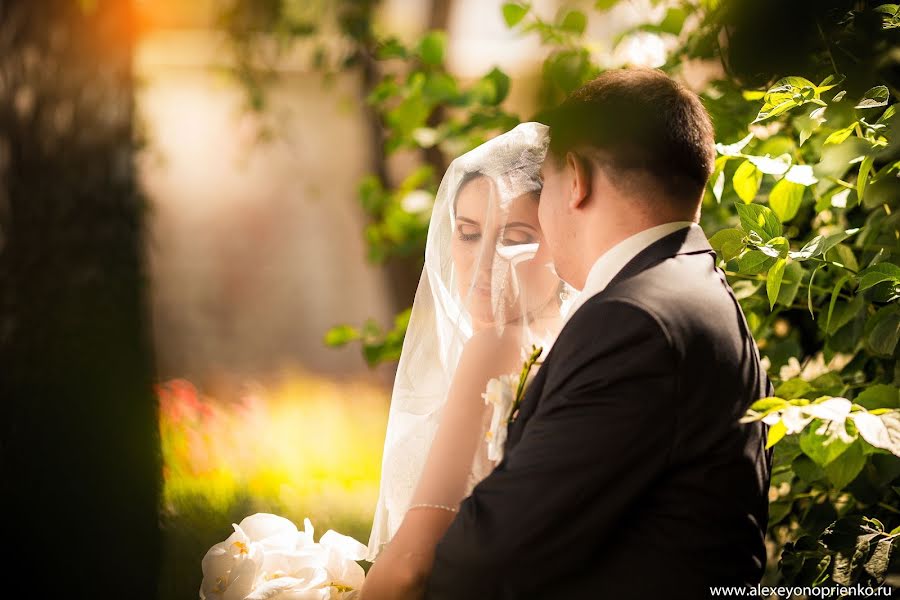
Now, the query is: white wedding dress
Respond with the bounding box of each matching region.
[366,122,572,561]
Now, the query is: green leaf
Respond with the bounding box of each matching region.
[471,67,511,106]
[655,7,688,34]
[777,260,804,307]
[418,31,446,66]
[825,295,865,337]
[422,72,459,103]
[790,228,858,261]
[866,305,900,357]
[876,102,897,124]
[544,49,593,94]
[825,122,857,145]
[737,250,777,275]
[709,156,727,202]
[810,372,845,396]
[376,38,408,60]
[776,378,814,399]
[767,258,787,309]
[502,2,529,27]
[768,499,793,526]
[709,228,745,262]
[750,397,789,413]
[808,263,823,319]
[735,202,783,241]
[857,263,900,291]
[766,419,788,448]
[876,4,900,29]
[324,325,359,347]
[855,85,890,109]
[857,154,874,207]
[759,236,789,259]
[753,77,819,123]
[862,172,900,209]
[816,73,845,93]
[864,538,894,581]
[792,454,826,483]
[855,385,900,410]
[559,10,587,34]
[823,440,866,489]
[825,274,850,334]
[733,159,762,203]
[769,178,805,222]
[825,243,859,273]
[594,0,620,10]
[800,418,855,467]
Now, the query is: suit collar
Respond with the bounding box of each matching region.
[603,222,712,291]
[563,223,707,323]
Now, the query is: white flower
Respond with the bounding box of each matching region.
[240,514,301,551]
[201,514,368,600]
[201,525,265,600]
[482,374,519,463]
[319,530,368,590]
[849,411,900,456]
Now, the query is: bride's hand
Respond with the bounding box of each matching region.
[360,543,431,600]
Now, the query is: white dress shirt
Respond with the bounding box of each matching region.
[563,221,698,323]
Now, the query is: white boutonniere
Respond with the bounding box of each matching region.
[481,345,543,462]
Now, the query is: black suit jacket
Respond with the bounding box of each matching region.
[424,226,773,599]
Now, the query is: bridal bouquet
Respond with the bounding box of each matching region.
[200,513,367,600]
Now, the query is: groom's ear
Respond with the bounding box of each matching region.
[565,151,592,210]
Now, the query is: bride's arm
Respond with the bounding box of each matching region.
[360,329,520,600]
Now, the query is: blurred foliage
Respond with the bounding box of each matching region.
[157,373,388,598]
[218,0,900,589]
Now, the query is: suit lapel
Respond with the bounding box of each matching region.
[501,225,714,455]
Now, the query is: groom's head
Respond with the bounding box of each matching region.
[538,67,715,289]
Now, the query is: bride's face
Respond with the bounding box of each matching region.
[451,175,560,330]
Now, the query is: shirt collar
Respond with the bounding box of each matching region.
[563,221,697,322]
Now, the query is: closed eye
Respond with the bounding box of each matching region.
[500,228,536,246]
[457,223,481,242]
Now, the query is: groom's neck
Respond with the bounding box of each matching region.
[572,205,696,287]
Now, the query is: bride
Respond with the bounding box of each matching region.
[360,122,571,599]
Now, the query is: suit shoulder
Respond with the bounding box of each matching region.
[602,252,722,320]
[563,295,675,351]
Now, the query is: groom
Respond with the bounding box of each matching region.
[424,68,772,599]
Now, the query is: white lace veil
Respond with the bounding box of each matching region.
[366,122,573,561]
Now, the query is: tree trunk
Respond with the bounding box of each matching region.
[0,1,161,598]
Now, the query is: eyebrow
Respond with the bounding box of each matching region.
[505,221,538,231]
[455,217,536,231]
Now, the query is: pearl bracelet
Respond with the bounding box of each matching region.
[407,502,459,513]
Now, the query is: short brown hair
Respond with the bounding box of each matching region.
[541,68,715,207]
